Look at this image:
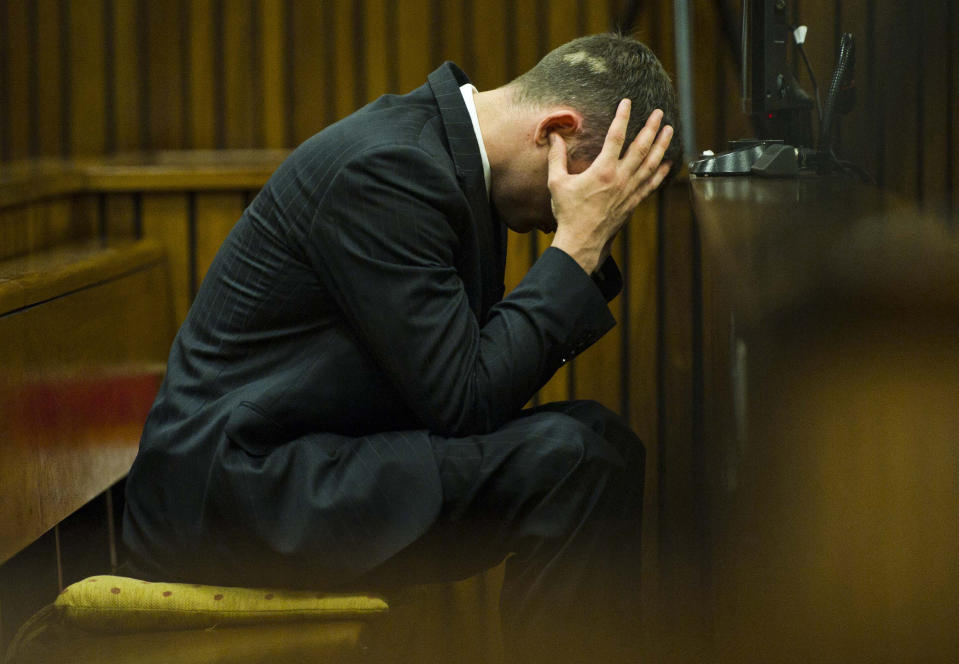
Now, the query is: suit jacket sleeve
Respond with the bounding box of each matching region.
[306,145,616,437]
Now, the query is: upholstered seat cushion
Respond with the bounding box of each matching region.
[54,576,389,633]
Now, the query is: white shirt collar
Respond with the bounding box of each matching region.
[458,83,491,198]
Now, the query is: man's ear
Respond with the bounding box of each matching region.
[534,110,583,147]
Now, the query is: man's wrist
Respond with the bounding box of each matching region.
[550,232,601,275]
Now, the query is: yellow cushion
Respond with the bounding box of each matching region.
[54,575,388,633]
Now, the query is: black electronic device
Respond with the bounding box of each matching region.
[690,0,866,180]
[742,0,813,147]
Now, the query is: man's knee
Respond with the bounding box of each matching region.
[531,400,645,471]
[521,408,629,479]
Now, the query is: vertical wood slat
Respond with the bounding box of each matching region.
[470,0,507,90]
[193,192,246,291]
[332,0,358,120]
[223,0,255,149]
[874,3,916,197]
[434,0,465,70]
[187,0,216,150]
[69,0,106,156]
[0,0,7,162]
[140,193,191,325]
[952,0,958,223]
[145,1,184,151]
[4,0,30,160]
[289,2,326,144]
[362,0,390,104]
[260,0,287,148]
[103,194,138,240]
[511,0,543,76]
[919,1,949,216]
[0,198,78,261]
[34,0,61,158]
[395,0,430,93]
[111,0,140,152]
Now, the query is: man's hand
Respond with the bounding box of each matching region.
[548,99,674,274]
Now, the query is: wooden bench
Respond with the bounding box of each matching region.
[0,239,172,568]
[1,238,390,663]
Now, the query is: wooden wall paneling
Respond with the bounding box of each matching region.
[0,206,28,261]
[470,0,509,90]
[68,0,106,156]
[0,0,7,161]
[289,2,327,145]
[260,0,288,148]
[503,230,532,296]
[103,194,138,240]
[332,0,359,121]
[193,192,246,292]
[875,3,918,198]
[689,3,716,160]
[572,237,624,413]
[111,0,142,152]
[68,195,101,244]
[535,229,572,405]
[631,1,669,75]
[32,0,58,157]
[394,0,431,93]
[431,0,465,70]
[546,0,582,50]
[13,197,88,259]
[362,0,390,104]
[223,0,257,149]
[690,1,746,154]
[586,0,611,34]
[187,0,216,150]
[953,0,958,224]
[3,0,30,160]
[918,1,950,215]
[510,0,546,77]
[140,193,191,324]
[145,0,185,151]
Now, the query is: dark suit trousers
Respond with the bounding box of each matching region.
[352,400,647,664]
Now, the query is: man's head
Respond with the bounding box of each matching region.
[510,33,682,166]
[477,33,681,234]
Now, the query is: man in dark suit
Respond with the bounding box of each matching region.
[123,33,679,662]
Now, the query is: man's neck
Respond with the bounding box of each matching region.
[472,87,532,182]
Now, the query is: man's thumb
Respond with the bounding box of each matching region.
[547,132,568,176]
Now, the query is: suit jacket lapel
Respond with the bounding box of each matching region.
[427,63,505,323]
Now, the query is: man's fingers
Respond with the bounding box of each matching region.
[596,99,632,164]
[630,161,673,206]
[621,109,665,172]
[634,123,674,182]
[547,132,569,181]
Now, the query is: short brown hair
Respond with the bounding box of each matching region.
[511,33,682,168]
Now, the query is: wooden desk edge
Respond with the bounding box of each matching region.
[0,150,290,208]
[0,239,166,315]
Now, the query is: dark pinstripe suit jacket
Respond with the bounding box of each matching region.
[123,63,621,588]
